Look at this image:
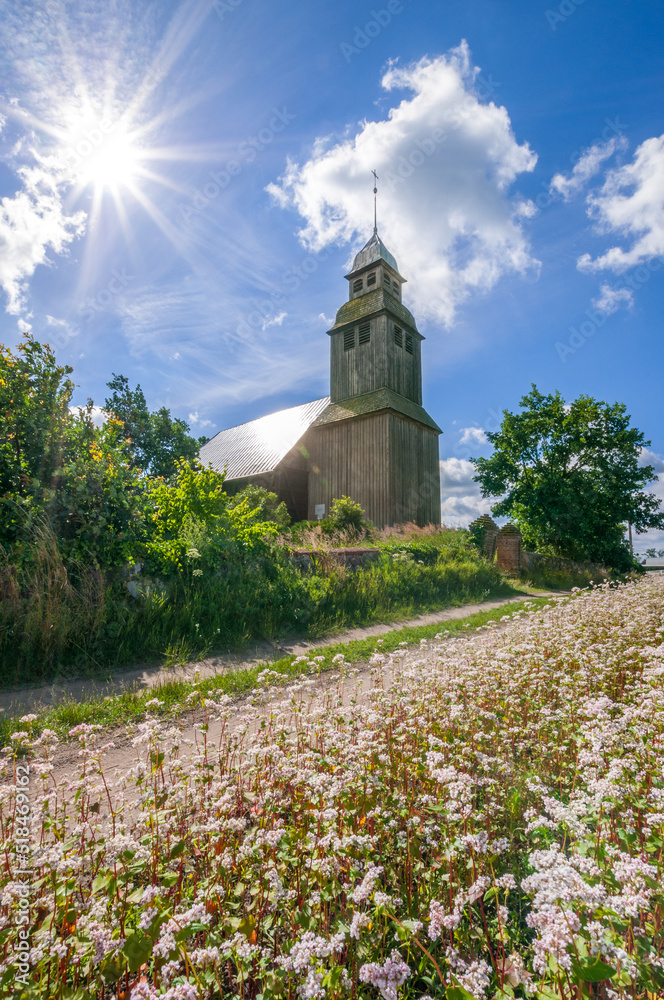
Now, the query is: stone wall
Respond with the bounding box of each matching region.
[469,516,522,572]
[289,547,381,572]
[496,524,522,574]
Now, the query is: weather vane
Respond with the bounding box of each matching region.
[372,169,379,234]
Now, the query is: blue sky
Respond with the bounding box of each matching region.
[1,0,663,547]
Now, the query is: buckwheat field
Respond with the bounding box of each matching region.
[2,578,663,1000]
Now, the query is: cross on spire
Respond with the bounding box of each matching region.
[371,169,379,234]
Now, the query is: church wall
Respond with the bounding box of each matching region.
[307,412,440,529]
[306,414,392,527]
[387,413,441,526]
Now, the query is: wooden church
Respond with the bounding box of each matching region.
[199,229,441,528]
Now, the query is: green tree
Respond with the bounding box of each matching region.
[103,374,151,466]
[52,404,146,566]
[1,339,145,564]
[143,462,278,575]
[104,375,206,479]
[0,333,74,507]
[471,385,664,570]
[228,484,290,529]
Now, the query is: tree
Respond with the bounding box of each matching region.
[0,335,74,546]
[104,374,205,478]
[228,484,291,529]
[0,334,74,500]
[103,374,151,466]
[323,495,371,538]
[471,385,664,570]
[0,338,145,563]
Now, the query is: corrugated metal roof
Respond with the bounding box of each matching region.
[199,397,330,480]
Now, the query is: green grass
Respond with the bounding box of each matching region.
[518,564,606,591]
[0,595,554,747]
[1,533,510,685]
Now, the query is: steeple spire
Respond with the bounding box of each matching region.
[371,169,378,234]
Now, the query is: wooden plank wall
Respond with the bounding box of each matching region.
[387,413,441,526]
[306,413,440,528]
[306,414,391,526]
[224,442,311,523]
[331,315,422,404]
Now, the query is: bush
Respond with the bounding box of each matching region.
[322,496,371,539]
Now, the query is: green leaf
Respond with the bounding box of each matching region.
[100,955,124,984]
[169,839,186,859]
[572,958,617,982]
[123,932,153,973]
[447,987,475,1000]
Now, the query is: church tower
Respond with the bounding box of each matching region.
[307,230,442,527]
[200,224,442,528]
[329,232,422,404]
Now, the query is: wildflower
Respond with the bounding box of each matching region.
[349,912,370,939]
[359,950,410,1000]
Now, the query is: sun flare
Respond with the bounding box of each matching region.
[68,125,143,193]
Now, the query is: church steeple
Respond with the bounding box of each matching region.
[327,230,424,405]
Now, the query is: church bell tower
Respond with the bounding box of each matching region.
[329,231,423,405]
[306,224,442,528]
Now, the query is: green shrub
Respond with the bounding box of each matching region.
[322,495,371,538]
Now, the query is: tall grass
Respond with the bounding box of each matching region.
[0,527,508,686]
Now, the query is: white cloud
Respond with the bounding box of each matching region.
[441,456,476,484]
[441,494,494,527]
[458,426,488,447]
[439,456,494,527]
[268,43,538,326]
[118,280,328,410]
[0,160,86,313]
[188,410,213,429]
[69,404,106,427]
[633,471,664,548]
[591,283,634,315]
[549,137,627,201]
[639,448,664,473]
[577,134,664,273]
[261,311,287,330]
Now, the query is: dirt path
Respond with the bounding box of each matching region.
[0,592,547,720]
[43,591,554,789]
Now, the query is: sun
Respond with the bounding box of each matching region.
[68,124,143,194]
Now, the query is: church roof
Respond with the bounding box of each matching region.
[330,286,418,332]
[313,388,441,433]
[200,396,330,480]
[350,231,399,275]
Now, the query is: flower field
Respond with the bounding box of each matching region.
[2,578,663,1000]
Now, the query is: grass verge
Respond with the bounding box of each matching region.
[0,594,555,747]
